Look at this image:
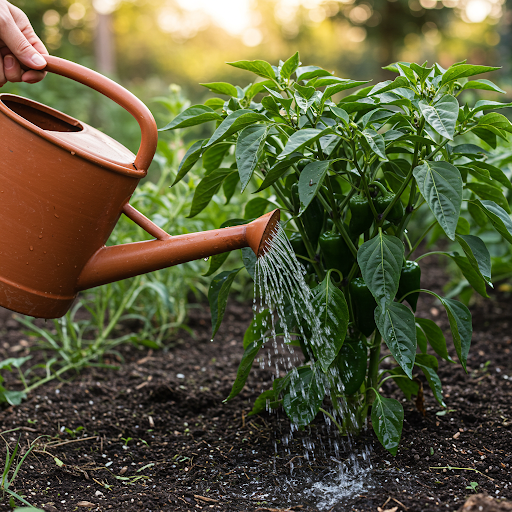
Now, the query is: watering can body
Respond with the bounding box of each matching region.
[0,57,279,319]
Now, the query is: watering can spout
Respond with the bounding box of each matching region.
[76,209,280,292]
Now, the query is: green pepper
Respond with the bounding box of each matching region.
[349,277,377,337]
[335,337,367,395]
[397,260,421,312]
[348,195,373,237]
[373,192,405,224]
[319,231,355,278]
[291,183,323,248]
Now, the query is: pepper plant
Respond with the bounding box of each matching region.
[160,54,512,455]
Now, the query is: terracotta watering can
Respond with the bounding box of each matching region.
[0,56,279,319]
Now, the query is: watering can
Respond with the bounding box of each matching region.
[0,56,279,319]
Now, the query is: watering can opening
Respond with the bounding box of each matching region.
[1,95,83,133]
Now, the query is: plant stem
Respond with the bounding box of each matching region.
[319,407,344,434]
[366,330,381,406]
[407,220,437,258]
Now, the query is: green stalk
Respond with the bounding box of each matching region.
[366,330,381,406]
[407,220,438,258]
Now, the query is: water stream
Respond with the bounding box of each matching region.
[248,224,373,509]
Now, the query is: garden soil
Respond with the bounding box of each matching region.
[0,258,511,512]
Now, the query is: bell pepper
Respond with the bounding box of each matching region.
[335,337,367,395]
[397,260,421,312]
[348,194,373,237]
[349,277,377,337]
[291,183,323,248]
[373,192,405,224]
[319,231,355,278]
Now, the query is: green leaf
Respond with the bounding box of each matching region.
[470,199,512,243]
[455,234,492,286]
[206,110,269,147]
[329,106,349,124]
[208,268,243,339]
[200,82,239,97]
[255,153,303,192]
[357,233,404,310]
[322,81,370,102]
[227,59,276,80]
[419,95,459,140]
[203,252,230,277]
[462,79,505,94]
[241,247,257,279]
[173,140,206,186]
[335,339,367,395]
[413,161,463,240]
[369,76,409,96]
[243,309,271,349]
[245,80,277,99]
[362,129,387,160]
[203,142,231,172]
[236,125,268,192]
[449,253,489,298]
[416,318,453,362]
[416,325,428,353]
[298,161,330,214]
[159,105,223,131]
[245,197,271,219]
[472,100,512,115]
[441,64,500,86]
[465,162,512,190]
[247,389,278,417]
[425,292,472,372]
[310,275,349,372]
[371,392,404,456]
[188,168,234,218]
[278,128,331,159]
[479,112,512,133]
[225,338,264,401]
[2,389,26,406]
[375,302,417,379]
[223,171,239,204]
[204,98,225,110]
[283,366,326,426]
[415,354,445,407]
[296,65,331,81]
[281,52,300,80]
[388,367,419,400]
[466,182,511,213]
[410,63,434,84]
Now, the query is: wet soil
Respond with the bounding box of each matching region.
[0,258,511,512]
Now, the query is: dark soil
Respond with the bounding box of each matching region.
[0,258,511,512]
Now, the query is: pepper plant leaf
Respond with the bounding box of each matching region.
[173,139,206,186]
[371,391,404,456]
[416,318,453,362]
[415,354,445,407]
[203,252,230,277]
[255,153,303,192]
[419,95,459,140]
[298,161,330,214]
[455,234,492,286]
[206,110,270,147]
[188,168,235,218]
[358,233,404,310]
[283,366,326,427]
[413,161,463,240]
[279,128,332,159]
[375,302,417,379]
[227,59,276,80]
[448,253,489,298]
[236,125,268,192]
[362,129,387,159]
[159,105,223,131]
[280,52,300,80]
[208,268,243,340]
[200,82,239,97]
[310,275,349,372]
[466,183,511,213]
[462,79,505,94]
[470,200,512,243]
[441,64,500,85]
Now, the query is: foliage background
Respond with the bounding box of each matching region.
[6,0,512,153]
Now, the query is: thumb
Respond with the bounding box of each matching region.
[1,15,46,69]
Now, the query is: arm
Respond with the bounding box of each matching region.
[0,0,48,86]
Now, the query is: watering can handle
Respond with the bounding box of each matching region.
[43,55,158,172]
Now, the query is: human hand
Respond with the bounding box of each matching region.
[0,0,48,86]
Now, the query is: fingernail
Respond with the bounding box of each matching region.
[30,54,46,68]
[4,55,14,70]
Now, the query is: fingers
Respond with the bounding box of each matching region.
[0,2,46,70]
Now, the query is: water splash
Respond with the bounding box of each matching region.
[250,224,373,508]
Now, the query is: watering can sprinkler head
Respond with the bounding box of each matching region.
[0,55,281,319]
[246,209,280,258]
